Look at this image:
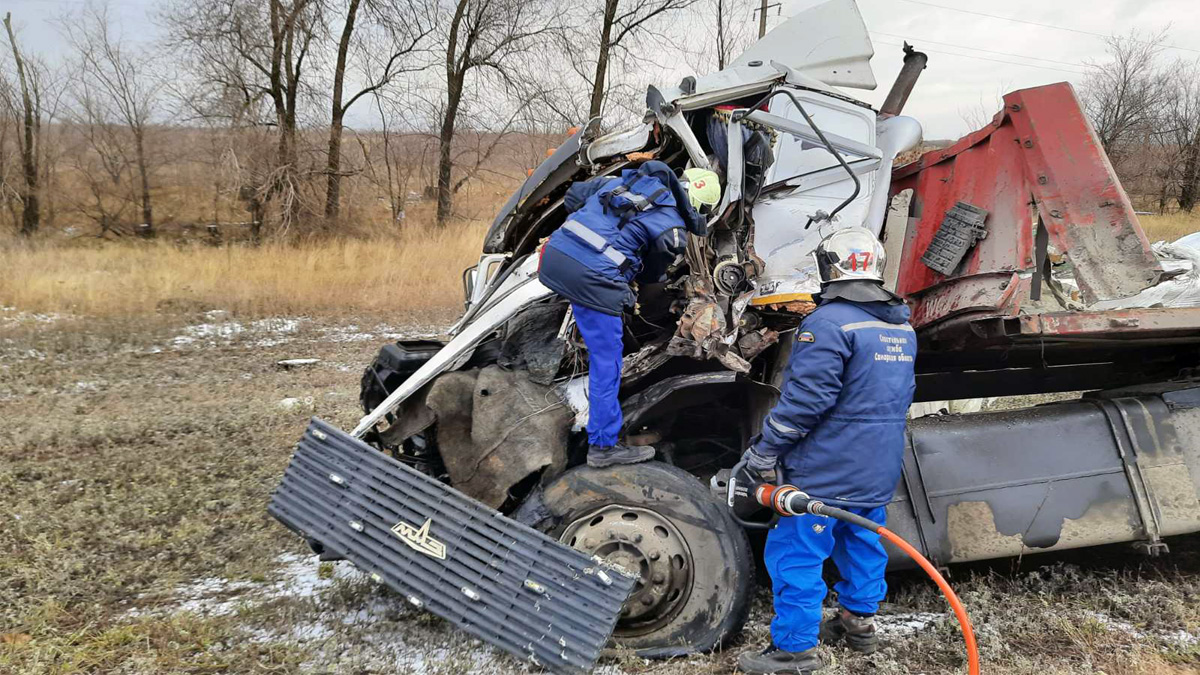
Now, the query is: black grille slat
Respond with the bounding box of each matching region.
[303,432,609,571]
[269,418,636,673]
[281,454,623,637]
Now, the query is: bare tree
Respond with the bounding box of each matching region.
[0,77,18,229]
[712,0,755,71]
[3,12,41,236]
[164,0,321,239]
[63,97,136,237]
[433,0,558,227]
[1081,31,1169,164]
[60,2,163,236]
[1164,61,1200,211]
[585,0,698,120]
[324,0,432,221]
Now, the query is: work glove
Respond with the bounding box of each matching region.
[741,446,777,475]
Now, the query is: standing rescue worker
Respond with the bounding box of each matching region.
[538,161,720,468]
[736,227,917,675]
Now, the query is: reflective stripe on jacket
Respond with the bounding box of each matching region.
[539,163,691,315]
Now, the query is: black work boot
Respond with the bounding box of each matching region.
[819,608,879,654]
[736,644,825,674]
[586,443,655,468]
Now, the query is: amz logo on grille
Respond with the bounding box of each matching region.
[390,517,447,559]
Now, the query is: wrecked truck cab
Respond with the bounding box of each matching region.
[351,0,927,654]
[340,0,1200,660]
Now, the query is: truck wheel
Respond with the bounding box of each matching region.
[538,461,754,658]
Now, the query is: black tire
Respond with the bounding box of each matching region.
[536,461,754,658]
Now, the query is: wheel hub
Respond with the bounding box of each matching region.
[561,505,693,635]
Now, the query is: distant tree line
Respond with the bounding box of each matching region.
[0,0,757,241]
[1080,31,1200,214]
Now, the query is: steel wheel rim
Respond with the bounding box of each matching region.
[561,505,694,636]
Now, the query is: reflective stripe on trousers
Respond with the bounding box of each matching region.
[765,505,889,652]
[571,303,624,447]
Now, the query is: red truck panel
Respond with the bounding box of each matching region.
[891,82,1162,329]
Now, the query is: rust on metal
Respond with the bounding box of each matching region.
[892,82,1163,328]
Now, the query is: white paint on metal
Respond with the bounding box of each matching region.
[730,0,876,90]
[352,256,553,437]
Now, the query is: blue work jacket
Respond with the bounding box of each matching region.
[538,162,697,316]
[755,298,917,508]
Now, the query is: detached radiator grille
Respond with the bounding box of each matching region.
[268,418,636,674]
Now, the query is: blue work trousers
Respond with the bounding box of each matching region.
[571,303,624,447]
[764,505,889,652]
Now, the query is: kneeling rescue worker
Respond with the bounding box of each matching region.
[538,161,720,468]
[737,227,917,674]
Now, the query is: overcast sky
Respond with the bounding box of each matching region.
[5,0,1199,139]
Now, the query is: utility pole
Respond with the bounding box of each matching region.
[754,0,782,38]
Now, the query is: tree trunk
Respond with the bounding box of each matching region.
[4,12,39,237]
[376,94,400,223]
[325,0,361,221]
[135,129,154,236]
[716,0,726,70]
[435,79,462,227]
[435,0,470,228]
[1179,131,1200,212]
[588,0,619,120]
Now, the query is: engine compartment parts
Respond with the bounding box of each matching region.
[269,418,637,674]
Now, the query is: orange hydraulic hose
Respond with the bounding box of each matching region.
[737,472,982,673]
[878,527,981,675]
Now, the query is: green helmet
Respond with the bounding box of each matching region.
[682,167,721,214]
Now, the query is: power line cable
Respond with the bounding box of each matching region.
[885,0,1200,55]
[871,30,1086,68]
[873,38,1087,75]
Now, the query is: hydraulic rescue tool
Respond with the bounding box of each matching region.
[726,461,981,675]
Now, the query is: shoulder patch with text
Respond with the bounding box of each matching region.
[798,330,815,343]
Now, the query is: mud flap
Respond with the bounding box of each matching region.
[268,418,637,674]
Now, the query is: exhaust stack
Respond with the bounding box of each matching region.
[880,42,928,117]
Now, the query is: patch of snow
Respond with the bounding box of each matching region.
[190,322,243,339]
[321,322,446,344]
[875,611,946,638]
[136,552,358,619]
[320,324,377,343]
[1082,610,1200,647]
[134,551,627,673]
[277,397,315,411]
[74,381,105,393]
[166,317,305,350]
[0,309,66,327]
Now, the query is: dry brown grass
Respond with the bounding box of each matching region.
[1,221,488,319]
[1139,211,1200,243]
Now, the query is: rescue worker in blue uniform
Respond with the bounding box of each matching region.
[737,227,918,675]
[538,161,720,468]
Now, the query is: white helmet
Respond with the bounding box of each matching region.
[813,227,886,285]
